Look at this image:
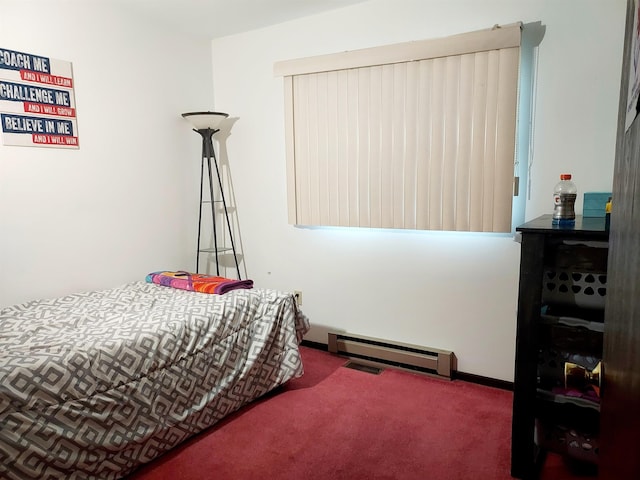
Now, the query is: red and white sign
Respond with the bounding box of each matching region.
[0,47,79,149]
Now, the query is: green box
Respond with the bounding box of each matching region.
[583,192,612,218]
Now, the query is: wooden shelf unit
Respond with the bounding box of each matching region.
[511,214,608,479]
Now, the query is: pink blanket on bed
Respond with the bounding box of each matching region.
[146,271,253,294]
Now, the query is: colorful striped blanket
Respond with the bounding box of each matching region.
[146,271,253,295]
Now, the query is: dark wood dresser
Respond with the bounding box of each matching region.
[511,214,608,478]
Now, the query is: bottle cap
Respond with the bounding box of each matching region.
[560,174,572,180]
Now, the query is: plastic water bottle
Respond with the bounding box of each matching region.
[552,174,577,227]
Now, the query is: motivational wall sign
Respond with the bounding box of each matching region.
[0,47,79,149]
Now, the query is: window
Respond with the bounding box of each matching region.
[275,23,522,233]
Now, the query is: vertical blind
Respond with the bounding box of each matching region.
[275,23,522,232]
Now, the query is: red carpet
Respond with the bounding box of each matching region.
[127,347,590,480]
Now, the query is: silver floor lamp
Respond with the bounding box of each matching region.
[182,111,241,279]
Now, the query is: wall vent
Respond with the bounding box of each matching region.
[328,332,453,379]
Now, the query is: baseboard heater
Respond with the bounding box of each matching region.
[327,332,454,379]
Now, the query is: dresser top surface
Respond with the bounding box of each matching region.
[516,214,608,238]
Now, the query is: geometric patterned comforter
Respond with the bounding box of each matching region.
[0,281,310,479]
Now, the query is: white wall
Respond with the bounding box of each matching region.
[211,0,626,380]
[0,1,213,306]
[0,0,626,381]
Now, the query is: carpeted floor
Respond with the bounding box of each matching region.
[127,346,594,480]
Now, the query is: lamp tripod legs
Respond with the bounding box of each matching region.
[194,127,241,280]
[211,151,241,280]
[196,156,204,273]
[206,156,221,276]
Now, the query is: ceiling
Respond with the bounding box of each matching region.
[116,0,369,39]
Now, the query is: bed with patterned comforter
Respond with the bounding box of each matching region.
[0,281,310,479]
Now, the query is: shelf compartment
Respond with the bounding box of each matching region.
[537,388,600,411]
[535,392,600,467]
[538,348,601,391]
[541,304,605,323]
[542,268,607,310]
[538,313,603,356]
[535,420,599,465]
[545,240,609,272]
[536,393,600,437]
[542,241,608,310]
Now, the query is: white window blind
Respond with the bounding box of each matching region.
[275,23,522,233]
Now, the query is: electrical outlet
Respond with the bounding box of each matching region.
[293,290,302,306]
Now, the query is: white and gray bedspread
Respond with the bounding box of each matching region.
[0,281,310,479]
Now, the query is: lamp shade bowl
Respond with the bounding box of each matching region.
[182,111,229,130]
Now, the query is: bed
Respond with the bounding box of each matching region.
[0,280,310,479]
